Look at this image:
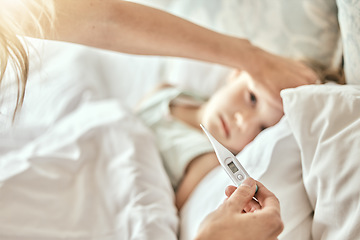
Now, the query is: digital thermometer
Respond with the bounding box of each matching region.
[200,124,258,192]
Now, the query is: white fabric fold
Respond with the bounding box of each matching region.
[282,84,360,240]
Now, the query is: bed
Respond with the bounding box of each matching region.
[1,0,360,239]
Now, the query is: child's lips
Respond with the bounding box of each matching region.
[220,116,230,138]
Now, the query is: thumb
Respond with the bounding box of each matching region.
[226,178,257,211]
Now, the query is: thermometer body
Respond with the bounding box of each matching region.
[200,124,251,186]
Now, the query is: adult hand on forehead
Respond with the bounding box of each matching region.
[244,47,318,98]
[194,178,284,240]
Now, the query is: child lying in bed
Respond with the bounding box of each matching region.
[135,65,344,210]
[135,69,285,209]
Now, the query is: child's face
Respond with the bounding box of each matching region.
[200,70,283,153]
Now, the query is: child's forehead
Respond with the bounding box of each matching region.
[228,70,283,111]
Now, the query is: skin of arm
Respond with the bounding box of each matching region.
[194,178,284,240]
[175,152,219,210]
[23,0,317,92]
[40,0,253,66]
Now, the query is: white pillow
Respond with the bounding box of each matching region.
[337,0,360,85]
[281,84,360,239]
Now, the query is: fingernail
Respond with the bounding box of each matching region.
[241,178,255,188]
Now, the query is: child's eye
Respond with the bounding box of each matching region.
[250,92,257,105]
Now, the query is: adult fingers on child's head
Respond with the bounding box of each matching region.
[225,178,257,211]
[296,61,319,85]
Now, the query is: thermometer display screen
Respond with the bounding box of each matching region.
[227,161,239,173]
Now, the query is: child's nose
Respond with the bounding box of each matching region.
[235,112,246,128]
[234,111,254,130]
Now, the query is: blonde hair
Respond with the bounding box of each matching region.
[0,0,54,119]
[303,59,346,85]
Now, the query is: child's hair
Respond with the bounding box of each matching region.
[0,0,54,120]
[302,59,346,85]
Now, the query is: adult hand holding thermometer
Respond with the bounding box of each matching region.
[200,124,258,193]
[197,126,283,240]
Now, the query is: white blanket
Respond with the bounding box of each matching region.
[0,40,178,239]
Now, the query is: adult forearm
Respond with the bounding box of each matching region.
[20,0,316,90]
[48,0,254,70]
